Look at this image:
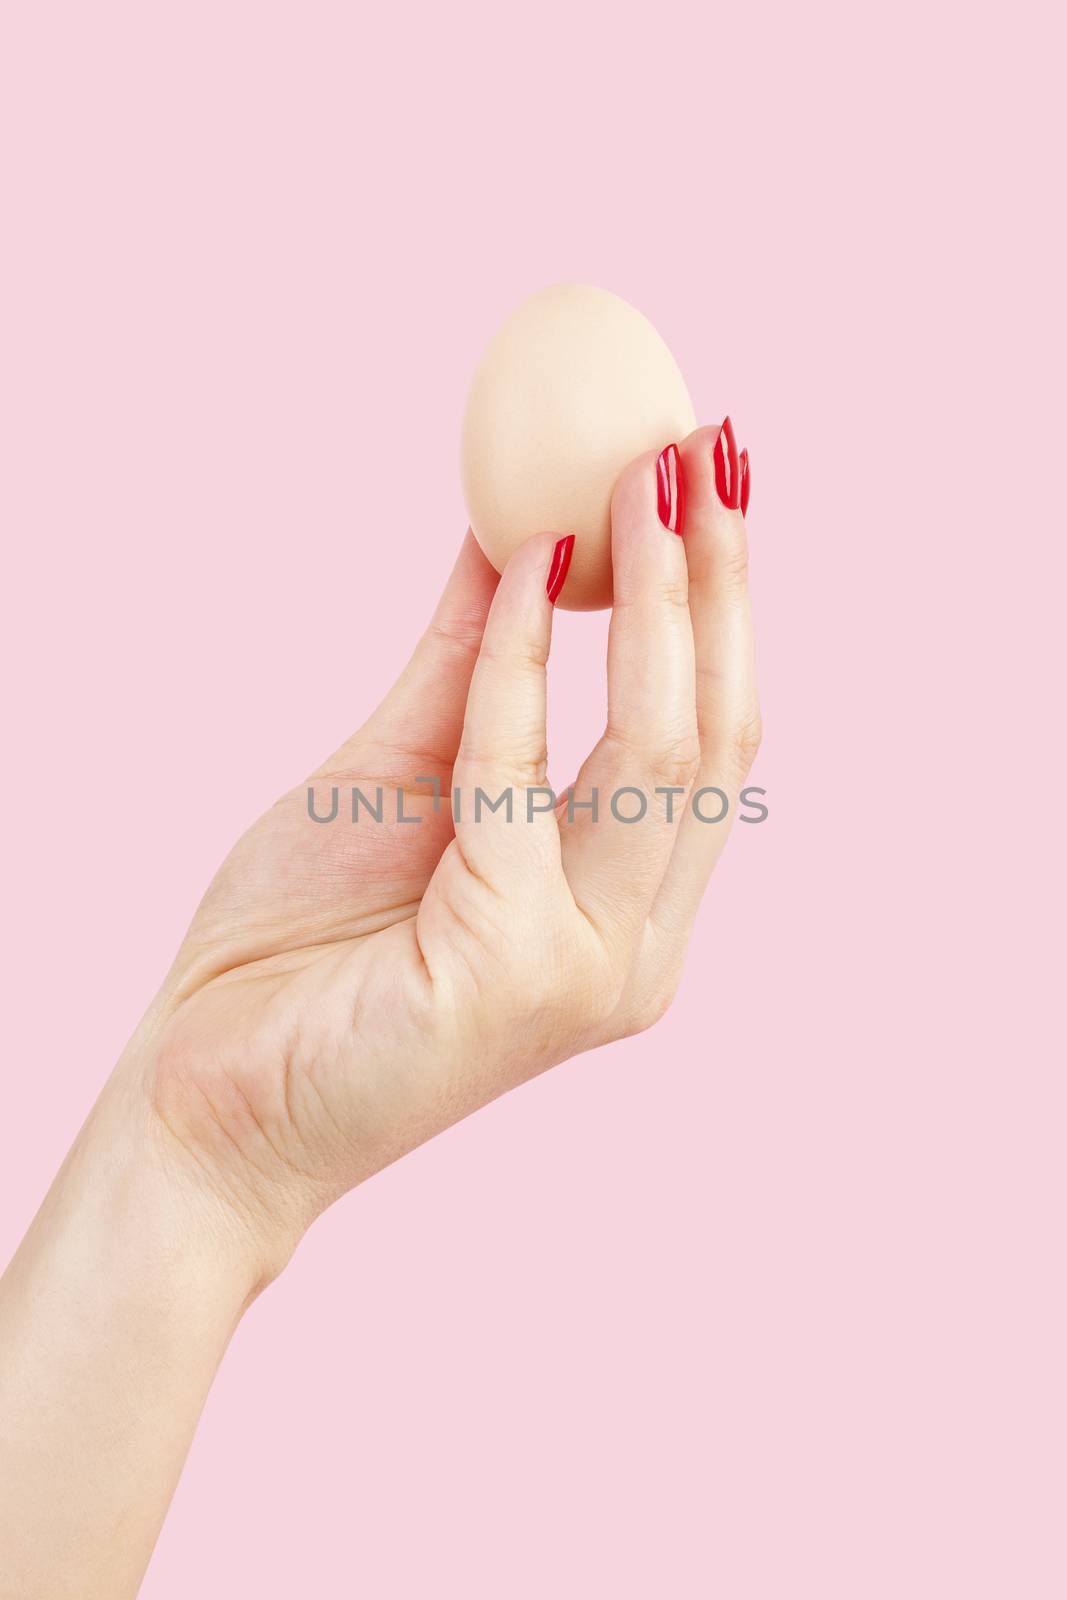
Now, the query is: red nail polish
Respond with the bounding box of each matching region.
[713,416,741,509]
[656,443,686,535]
[546,534,575,604]
[739,447,750,517]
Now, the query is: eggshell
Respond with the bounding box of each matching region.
[461,284,696,609]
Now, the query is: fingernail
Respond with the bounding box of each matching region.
[713,416,741,509]
[739,447,751,517]
[656,443,686,535]
[546,534,575,604]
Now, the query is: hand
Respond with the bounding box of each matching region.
[0,423,759,1598]
[127,424,759,1280]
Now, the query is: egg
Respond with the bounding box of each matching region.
[461,284,696,610]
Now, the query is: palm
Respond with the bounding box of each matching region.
[169,534,498,993]
[146,537,503,1198]
[147,434,759,1222]
[175,753,455,979]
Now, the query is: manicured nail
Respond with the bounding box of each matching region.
[713,416,741,509]
[656,443,686,535]
[546,534,575,604]
[739,447,751,517]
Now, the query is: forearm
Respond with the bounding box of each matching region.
[0,1074,263,1600]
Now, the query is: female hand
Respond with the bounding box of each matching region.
[139,421,760,1278]
[0,422,758,1599]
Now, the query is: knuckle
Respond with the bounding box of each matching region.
[631,993,672,1037]
[611,571,690,614]
[735,707,758,768]
[478,635,550,673]
[729,706,763,778]
[604,725,701,791]
[655,571,691,611]
[457,742,548,787]
[644,731,702,791]
[621,977,680,1040]
[424,615,485,660]
[714,530,750,594]
[654,733,702,790]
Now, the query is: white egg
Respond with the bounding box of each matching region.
[462,284,696,609]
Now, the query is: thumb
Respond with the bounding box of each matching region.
[315,530,499,779]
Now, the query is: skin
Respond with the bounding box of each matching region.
[0,425,760,1599]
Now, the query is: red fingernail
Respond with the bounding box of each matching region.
[656,443,686,535]
[739,447,751,517]
[713,416,741,509]
[546,534,575,604]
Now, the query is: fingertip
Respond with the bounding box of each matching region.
[677,423,750,583]
[608,447,690,617]
[678,423,724,512]
[546,534,576,604]
[655,442,687,535]
[713,416,742,509]
[502,528,565,577]
[460,526,503,585]
[480,530,567,643]
[610,447,660,528]
[679,419,750,517]
[427,528,501,647]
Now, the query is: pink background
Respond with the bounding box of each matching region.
[1,3,1062,1595]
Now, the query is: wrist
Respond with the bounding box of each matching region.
[83,1060,299,1313]
[0,1057,277,1598]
